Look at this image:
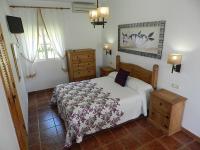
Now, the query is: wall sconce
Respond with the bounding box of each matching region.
[167,53,182,73]
[103,43,112,55]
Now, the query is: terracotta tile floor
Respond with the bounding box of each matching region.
[28,90,200,150]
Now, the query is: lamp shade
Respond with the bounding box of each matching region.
[104,43,112,50]
[97,7,109,18]
[167,54,182,65]
[89,10,98,21]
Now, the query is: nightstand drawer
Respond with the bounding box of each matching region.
[150,110,170,130]
[152,106,170,119]
[151,96,171,115]
[100,66,115,77]
[100,71,108,77]
[161,116,170,130]
[150,110,162,125]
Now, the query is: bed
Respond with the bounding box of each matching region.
[51,55,159,148]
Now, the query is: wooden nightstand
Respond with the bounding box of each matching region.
[100,66,115,77]
[148,89,186,136]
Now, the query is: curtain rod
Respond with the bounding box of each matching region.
[9,5,71,10]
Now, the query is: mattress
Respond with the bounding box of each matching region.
[91,76,152,124]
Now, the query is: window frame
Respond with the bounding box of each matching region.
[36,25,59,61]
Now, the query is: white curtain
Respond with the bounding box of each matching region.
[41,9,67,71]
[12,8,38,78]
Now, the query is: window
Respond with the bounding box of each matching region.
[36,16,58,60]
[36,26,58,60]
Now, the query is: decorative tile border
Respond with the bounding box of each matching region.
[118,20,166,59]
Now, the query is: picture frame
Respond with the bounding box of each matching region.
[11,44,21,81]
[118,20,166,59]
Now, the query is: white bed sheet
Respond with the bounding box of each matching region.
[91,76,152,124]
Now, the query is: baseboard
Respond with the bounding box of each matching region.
[28,88,54,96]
[182,127,200,142]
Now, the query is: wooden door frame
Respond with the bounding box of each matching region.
[0,25,28,150]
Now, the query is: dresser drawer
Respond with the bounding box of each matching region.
[72,54,94,63]
[73,62,95,71]
[74,75,96,82]
[74,70,95,78]
[151,96,171,115]
[86,70,95,76]
[73,70,85,78]
[79,62,95,67]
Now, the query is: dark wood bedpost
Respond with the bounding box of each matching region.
[152,64,159,90]
[116,55,120,71]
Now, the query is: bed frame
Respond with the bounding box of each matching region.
[116,55,159,89]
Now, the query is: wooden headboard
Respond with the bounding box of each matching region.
[116,55,159,89]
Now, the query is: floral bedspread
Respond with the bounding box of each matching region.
[51,80,124,148]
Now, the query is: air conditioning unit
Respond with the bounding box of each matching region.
[72,2,96,13]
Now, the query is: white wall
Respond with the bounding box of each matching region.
[102,0,200,137]
[0,0,28,149]
[10,0,103,92]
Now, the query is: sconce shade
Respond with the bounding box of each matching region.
[104,43,112,50]
[167,54,182,65]
[89,10,98,21]
[97,7,109,18]
[103,43,112,55]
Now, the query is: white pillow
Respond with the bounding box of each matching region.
[108,72,153,94]
[108,71,118,79]
[126,76,153,95]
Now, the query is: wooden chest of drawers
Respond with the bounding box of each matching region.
[66,49,96,82]
[148,89,186,136]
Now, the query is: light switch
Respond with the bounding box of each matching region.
[171,83,179,89]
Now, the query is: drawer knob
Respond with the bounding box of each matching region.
[159,102,162,106]
[166,115,169,119]
[163,124,168,129]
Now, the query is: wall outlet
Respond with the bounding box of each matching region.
[171,83,179,89]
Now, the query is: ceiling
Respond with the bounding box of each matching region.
[8,0,108,8]
[8,0,106,2]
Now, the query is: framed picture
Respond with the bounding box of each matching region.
[118,20,166,59]
[11,44,21,81]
